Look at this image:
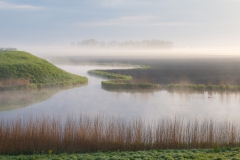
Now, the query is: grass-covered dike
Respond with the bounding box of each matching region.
[0,51,87,90]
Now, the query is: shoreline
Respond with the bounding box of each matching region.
[0,78,88,91]
[88,69,240,92]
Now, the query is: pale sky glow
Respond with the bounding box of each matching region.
[0,0,240,51]
[0,1,41,10]
[77,16,192,27]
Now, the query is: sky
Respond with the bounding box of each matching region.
[0,0,240,50]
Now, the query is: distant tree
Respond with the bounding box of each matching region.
[75,39,173,49]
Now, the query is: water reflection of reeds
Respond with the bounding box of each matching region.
[0,84,87,111]
[1,115,240,154]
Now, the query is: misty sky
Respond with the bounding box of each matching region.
[0,0,240,48]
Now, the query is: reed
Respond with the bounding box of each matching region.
[88,70,132,80]
[0,115,240,155]
[0,79,88,91]
[102,80,161,90]
[0,78,30,87]
[166,84,240,91]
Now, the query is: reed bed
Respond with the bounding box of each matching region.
[0,115,240,155]
[0,78,30,87]
[102,80,161,90]
[166,84,240,91]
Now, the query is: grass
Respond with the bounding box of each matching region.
[138,65,151,69]
[80,56,240,86]
[1,148,240,159]
[88,70,239,91]
[1,115,240,155]
[0,51,87,90]
[88,70,240,91]
[166,84,240,91]
[102,80,161,90]
[88,70,132,80]
[88,70,161,90]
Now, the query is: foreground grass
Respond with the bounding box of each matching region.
[0,51,87,90]
[1,148,240,160]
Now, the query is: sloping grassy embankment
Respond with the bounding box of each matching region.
[0,51,87,90]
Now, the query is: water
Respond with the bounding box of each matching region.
[1,65,240,121]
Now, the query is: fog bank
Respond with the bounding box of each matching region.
[16,45,240,59]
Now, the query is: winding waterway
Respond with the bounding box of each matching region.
[1,65,240,121]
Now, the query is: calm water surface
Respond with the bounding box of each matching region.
[0,65,240,121]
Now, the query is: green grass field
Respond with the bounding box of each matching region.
[1,148,240,160]
[0,51,87,90]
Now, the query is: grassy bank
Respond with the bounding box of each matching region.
[1,115,240,155]
[1,148,240,159]
[88,70,240,91]
[88,70,132,80]
[102,80,161,90]
[88,69,240,91]
[0,51,87,90]
[166,84,240,91]
[86,57,240,88]
[88,70,160,90]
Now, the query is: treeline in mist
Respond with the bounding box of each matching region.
[70,39,173,49]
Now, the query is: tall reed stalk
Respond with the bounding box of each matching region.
[0,115,240,154]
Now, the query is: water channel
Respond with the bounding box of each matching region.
[1,65,240,121]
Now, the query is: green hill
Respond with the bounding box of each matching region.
[0,51,87,90]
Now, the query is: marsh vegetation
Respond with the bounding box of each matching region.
[78,56,240,92]
[67,57,240,84]
[166,84,240,91]
[2,59,240,156]
[1,114,240,155]
[88,70,161,90]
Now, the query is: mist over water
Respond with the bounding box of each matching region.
[1,65,240,122]
[11,44,240,58]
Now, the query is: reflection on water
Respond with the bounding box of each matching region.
[0,84,86,111]
[101,87,160,94]
[0,89,57,111]
[0,65,240,122]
